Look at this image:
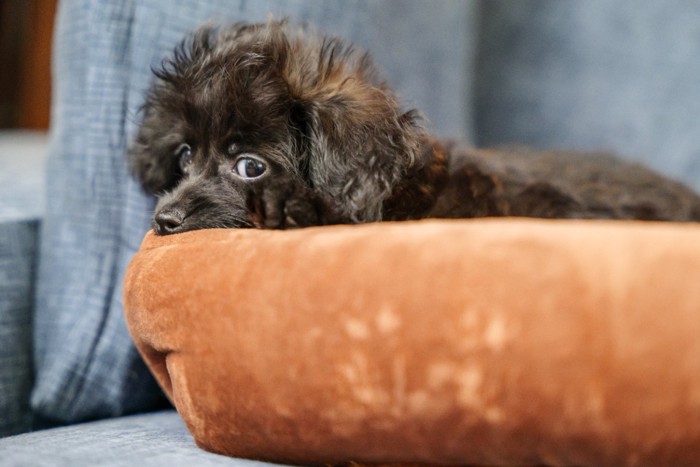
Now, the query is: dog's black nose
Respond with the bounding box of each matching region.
[154,208,185,235]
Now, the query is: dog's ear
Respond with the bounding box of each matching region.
[290,39,426,222]
[128,25,219,195]
[128,106,183,194]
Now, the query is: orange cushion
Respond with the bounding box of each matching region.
[123,219,700,465]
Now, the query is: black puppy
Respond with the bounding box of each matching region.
[128,20,700,234]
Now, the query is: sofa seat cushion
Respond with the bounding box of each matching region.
[0,410,284,466]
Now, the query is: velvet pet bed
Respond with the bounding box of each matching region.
[123,218,700,465]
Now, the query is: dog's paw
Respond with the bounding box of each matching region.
[247,178,347,229]
[262,183,322,229]
[282,196,323,228]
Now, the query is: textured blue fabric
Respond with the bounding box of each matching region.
[0,221,38,437]
[0,410,285,466]
[32,0,476,423]
[0,132,46,436]
[475,0,700,191]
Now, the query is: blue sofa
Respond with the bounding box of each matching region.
[2,1,700,465]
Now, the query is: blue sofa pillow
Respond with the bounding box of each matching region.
[31,0,476,423]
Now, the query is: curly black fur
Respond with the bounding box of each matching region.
[128,20,700,234]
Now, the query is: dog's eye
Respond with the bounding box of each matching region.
[176,144,193,172]
[233,155,267,179]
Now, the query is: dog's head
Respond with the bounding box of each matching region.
[129,20,426,233]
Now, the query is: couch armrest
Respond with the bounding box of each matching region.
[0,130,47,436]
[0,220,39,436]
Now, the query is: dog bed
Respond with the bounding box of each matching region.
[123,218,700,465]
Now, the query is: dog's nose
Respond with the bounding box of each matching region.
[154,207,185,235]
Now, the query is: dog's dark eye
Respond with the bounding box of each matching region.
[176,143,193,173]
[233,155,267,179]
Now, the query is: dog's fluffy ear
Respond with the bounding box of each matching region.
[128,25,223,194]
[128,106,183,194]
[290,38,426,222]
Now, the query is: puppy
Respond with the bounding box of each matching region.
[128,20,700,234]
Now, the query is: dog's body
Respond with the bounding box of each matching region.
[129,20,700,234]
[403,143,700,222]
